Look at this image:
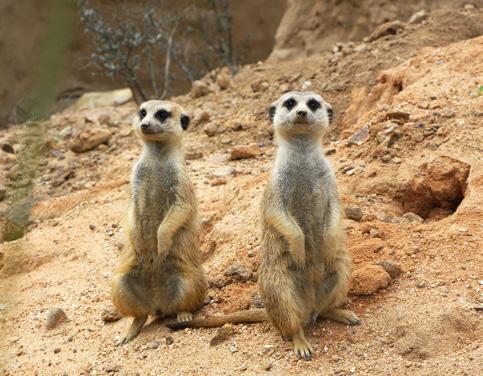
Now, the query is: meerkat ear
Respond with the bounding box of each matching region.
[326,104,334,123]
[269,105,276,123]
[180,114,190,130]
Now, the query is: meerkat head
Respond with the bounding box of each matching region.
[268,91,333,137]
[135,100,190,143]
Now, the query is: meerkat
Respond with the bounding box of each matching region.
[258,91,360,360]
[166,93,359,359]
[111,100,207,343]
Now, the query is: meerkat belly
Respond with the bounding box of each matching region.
[132,162,178,253]
[278,162,329,250]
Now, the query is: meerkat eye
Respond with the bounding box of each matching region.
[139,108,147,119]
[307,99,321,112]
[155,109,170,122]
[283,98,297,110]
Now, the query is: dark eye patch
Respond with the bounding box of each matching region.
[307,99,321,112]
[283,98,297,110]
[327,107,334,122]
[180,115,190,130]
[139,108,147,119]
[155,109,171,122]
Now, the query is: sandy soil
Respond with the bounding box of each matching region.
[0,8,482,376]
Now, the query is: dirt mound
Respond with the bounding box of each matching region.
[269,0,478,61]
[0,8,482,375]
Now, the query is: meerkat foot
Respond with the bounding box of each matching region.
[319,308,361,326]
[292,331,313,361]
[120,315,148,344]
[177,312,193,322]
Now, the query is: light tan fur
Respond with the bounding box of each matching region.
[111,100,207,343]
[258,91,360,360]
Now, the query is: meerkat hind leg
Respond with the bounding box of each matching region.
[120,315,148,344]
[292,329,314,361]
[319,308,361,326]
[177,312,193,322]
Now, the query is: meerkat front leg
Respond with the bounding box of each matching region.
[292,330,314,360]
[157,202,193,256]
[265,209,306,267]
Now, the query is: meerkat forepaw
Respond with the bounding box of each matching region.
[319,309,361,326]
[177,312,193,322]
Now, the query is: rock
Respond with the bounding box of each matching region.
[72,88,132,110]
[204,123,220,137]
[409,10,428,24]
[119,128,132,137]
[210,325,233,346]
[350,265,391,295]
[45,307,67,329]
[345,205,363,221]
[262,362,273,371]
[224,262,253,283]
[229,144,261,160]
[89,224,96,231]
[185,150,203,160]
[193,109,210,126]
[368,21,404,42]
[147,340,160,350]
[59,127,73,140]
[250,293,264,309]
[165,336,174,345]
[209,177,227,186]
[384,110,410,122]
[53,348,61,354]
[98,114,112,126]
[347,127,369,146]
[376,260,403,279]
[101,308,122,323]
[69,128,112,153]
[325,147,336,155]
[104,364,121,373]
[191,80,210,98]
[0,184,6,201]
[251,80,270,93]
[216,73,231,90]
[402,212,424,224]
[211,166,236,179]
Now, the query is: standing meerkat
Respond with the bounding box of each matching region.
[258,91,360,360]
[111,100,207,343]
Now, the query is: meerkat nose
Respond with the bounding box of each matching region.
[297,110,307,118]
[141,123,150,130]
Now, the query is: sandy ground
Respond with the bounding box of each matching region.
[0,8,482,376]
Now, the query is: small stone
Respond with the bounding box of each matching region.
[216,73,231,90]
[119,128,132,137]
[209,177,227,186]
[402,212,424,224]
[350,265,391,295]
[325,147,336,155]
[415,281,426,288]
[104,364,121,373]
[345,205,363,221]
[165,336,174,345]
[45,307,68,329]
[384,110,410,122]
[204,123,220,137]
[229,144,261,160]
[89,224,96,230]
[69,128,112,153]
[191,80,210,98]
[193,110,210,126]
[381,154,392,163]
[347,127,369,146]
[376,260,403,279]
[224,262,253,282]
[59,127,73,140]
[101,308,122,323]
[240,364,248,371]
[369,228,382,238]
[301,81,312,90]
[210,325,233,346]
[368,20,404,42]
[2,144,15,154]
[98,114,112,126]
[229,343,238,353]
[53,348,61,354]
[147,340,160,350]
[409,10,428,24]
[263,362,273,371]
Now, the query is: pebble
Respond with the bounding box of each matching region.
[402,212,424,224]
[204,123,220,137]
[89,224,96,231]
[409,10,428,24]
[166,336,174,345]
[376,260,403,278]
[262,362,273,371]
[101,308,122,323]
[345,205,363,221]
[216,73,231,90]
[229,144,261,160]
[147,340,160,350]
[350,265,391,295]
[69,128,112,153]
[0,184,6,201]
[210,325,233,346]
[53,348,61,354]
[224,262,253,282]
[191,80,210,98]
[45,307,68,329]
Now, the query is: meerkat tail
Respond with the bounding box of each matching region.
[165,309,268,330]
